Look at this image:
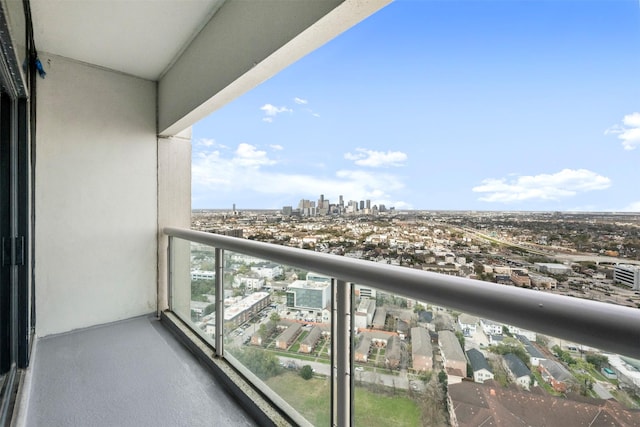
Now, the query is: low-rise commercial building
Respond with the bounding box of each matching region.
[613,265,640,290]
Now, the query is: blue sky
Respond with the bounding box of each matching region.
[192,0,640,212]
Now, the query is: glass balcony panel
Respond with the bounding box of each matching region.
[166,228,640,426]
[352,285,640,426]
[170,237,217,347]
[352,285,439,426]
[221,250,332,427]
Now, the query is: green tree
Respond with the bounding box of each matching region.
[258,324,268,340]
[234,348,280,380]
[269,312,281,322]
[203,303,215,316]
[586,354,608,371]
[455,331,465,350]
[300,365,313,380]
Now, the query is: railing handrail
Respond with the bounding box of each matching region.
[165,226,640,359]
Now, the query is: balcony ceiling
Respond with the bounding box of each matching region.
[30,0,226,81]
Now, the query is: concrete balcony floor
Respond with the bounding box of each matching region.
[20,315,257,427]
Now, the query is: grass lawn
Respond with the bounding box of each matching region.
[354,387,422,426]
[265,372,422,426]
[265,372,331,426]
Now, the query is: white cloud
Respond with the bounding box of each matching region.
[622,201,640,212]
[344,148,408,167]
[260,104,292,117]
[270,144,284,151]
[605,112,640,150]
[262,117,273,123]
[195,138,228,149]
[294,97,308,105]
[472,169,611,203]
[192,143,409,207]
[197,138,215,147]
[234,143,276,167]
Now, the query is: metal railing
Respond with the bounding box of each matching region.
[164,226,640,425]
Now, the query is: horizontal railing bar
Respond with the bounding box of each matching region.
[165,227,640,359]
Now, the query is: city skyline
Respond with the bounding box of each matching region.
[192,0,639,212]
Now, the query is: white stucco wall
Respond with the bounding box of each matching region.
[35,54,158,336]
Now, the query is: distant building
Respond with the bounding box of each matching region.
[613,265,640,290]
[232,273,264,291]
[355,297,377,330]
[191,270,215,281]
[355,284,377,298]
[529,273,557,289]
[411,327,433,372]
[481,319,503,336]
[511,270,531,287]
[502,353,531,390]
[210,228,243,238]
[286,280,331,311]
[466,348,494,383]
[224,292,271,329]
[250,262,284,279]
[535,263,572,275]
[306,271,332,283]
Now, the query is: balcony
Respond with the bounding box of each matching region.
[18,315,261,427]
[1,1,639,426]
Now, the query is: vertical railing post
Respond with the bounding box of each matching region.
[333,279,353,427]
[166,236,173,316]
[214,248,224,355]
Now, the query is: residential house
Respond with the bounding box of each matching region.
[299,326,322,354]
[355,336,372,363]
[467,348,494,383]
[439,330,467,382]
[372,306,387,330]
[411,327,433,372]
[481,319,503,336]
[538,359,575,393]
[275,323,302,350]
[458,314,479,337]
[516,335,547,367]
[386,335,401,370]
[502,353,531,390]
